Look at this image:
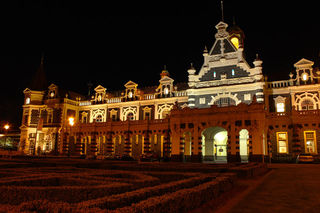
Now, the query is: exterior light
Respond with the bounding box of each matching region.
[4,124,9,130]
[68,117,75,126]
[164,87,169,95]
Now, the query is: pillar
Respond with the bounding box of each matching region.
[75,132,83,155]
[143,130,151,154]
[62,132,69,154]
[124,131,132,156]
[106,131,113,154]
[90,132,98,156]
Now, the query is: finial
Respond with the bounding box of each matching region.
[41,52,45,65]
[221,0,224,22]
[203,46,208,53]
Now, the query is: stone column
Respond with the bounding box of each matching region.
[124,131,132,156]
[106,131,113,154]
[163,130,170,158]
[62,132,69,155]
[90,132,98,156]
[143,130,151,154]
[75,132,83,155]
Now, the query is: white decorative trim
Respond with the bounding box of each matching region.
[157,103,173,119]
[208,92,241,106]
[122,106,138,121]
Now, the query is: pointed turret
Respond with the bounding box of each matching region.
[28,54,47,91]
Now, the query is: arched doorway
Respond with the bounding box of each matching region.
[202,127,228,163]
[239,129,249,163]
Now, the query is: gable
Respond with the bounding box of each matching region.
[294,58,314,68]
[125,80,138,88]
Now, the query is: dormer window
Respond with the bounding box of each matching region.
[25,97,30,104]
[50,91,55,98]
[128,91,133,98]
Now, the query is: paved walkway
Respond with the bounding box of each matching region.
[218,164,320,213]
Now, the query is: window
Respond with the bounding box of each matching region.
[231,37,239,49]
[276,132,288,154]
[302,73,308,81]
[213,71,216,78]
[154,134,157,145]
[244,94,251,101]
[162,110,170,119]
[276,103,285,112]
[304,131,317,154]
[199,98,206,104]
[25,97,30,104]
[112,114,117,121]
[128,91,133,98]
[232,69,235,76]
[127,112,134,121]
[50,91,55,98]
[96,115,103,122]
[301,99,314,110]
[164,87,169,95]
[144,112,151,120]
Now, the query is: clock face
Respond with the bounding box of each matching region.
[230,37,239,49]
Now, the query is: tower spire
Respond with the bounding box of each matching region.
[221,0,224,22]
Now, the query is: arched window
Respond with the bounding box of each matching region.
[96,114,103,122]
[162,110,170,119]
[301,99,315,110]
[127,112,134,121]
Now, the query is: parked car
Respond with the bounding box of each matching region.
[140,153,160,162]
[296,153,314,163]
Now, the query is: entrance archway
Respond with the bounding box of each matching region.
[201,127,228,163]
[239,129,249,163]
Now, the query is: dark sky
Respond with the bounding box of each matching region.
[1,1,320,129]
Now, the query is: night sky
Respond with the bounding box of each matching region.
[1,1,319,129]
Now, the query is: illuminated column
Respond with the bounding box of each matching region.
[90,132,98,156]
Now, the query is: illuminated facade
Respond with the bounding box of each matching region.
[19,20,320,162]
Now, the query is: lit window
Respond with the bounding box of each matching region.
[50,91,55,98]
[98,95,102,101]
[277,132,288,154]
[199,98,206,104]
[232,69,235,76]
[154,134,157,145]
[231,37,239,49]
[164,87,169,95]
[244,94,251,101]
[304,131,317,154]
[302,73,308,81]
[213,71,216,78]
[25,97,30,104]
[128,91,133,98]
[276,103,285,112]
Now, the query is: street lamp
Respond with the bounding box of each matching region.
[3,124,9,147]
